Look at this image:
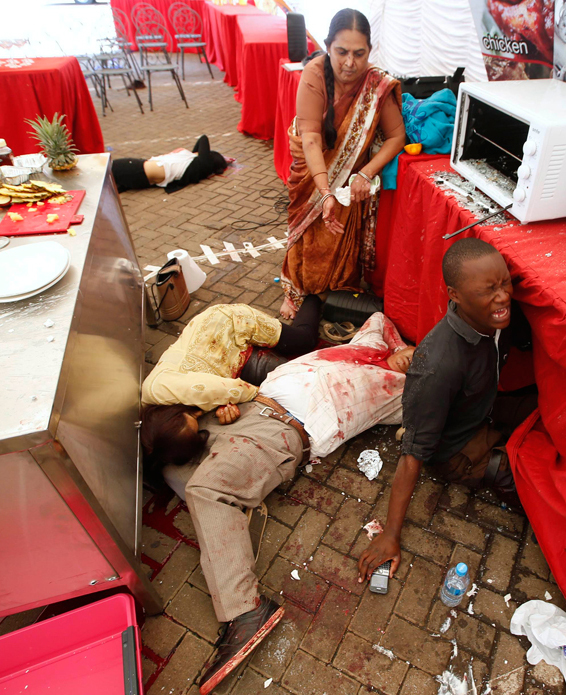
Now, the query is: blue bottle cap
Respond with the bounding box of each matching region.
[456,563,468,576]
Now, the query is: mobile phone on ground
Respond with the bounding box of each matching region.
[369,560,391,594]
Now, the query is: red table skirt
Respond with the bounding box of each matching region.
[110,0,207,52]
[373,156,566,597]
[0,57,104,157]
[273,60,301,183]
[203,2,265,81]
[235,17,313,141]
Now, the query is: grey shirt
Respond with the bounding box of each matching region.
[401,302,510,463]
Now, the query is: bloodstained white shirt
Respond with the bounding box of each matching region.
[260,313,408,458]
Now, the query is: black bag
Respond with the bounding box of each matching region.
[322,291,383,327]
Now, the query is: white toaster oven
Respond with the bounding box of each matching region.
[451,79,566,223]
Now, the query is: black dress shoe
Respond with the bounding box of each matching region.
[199,596,284,694]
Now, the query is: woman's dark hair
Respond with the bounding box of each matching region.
[323,9,372,149]
[210,150,228,175]
[141,404,209,481]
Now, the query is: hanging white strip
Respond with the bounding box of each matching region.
[243,242,260,258]
[200,245,220,265]
[267,236,286,249]
[223,241,242,262]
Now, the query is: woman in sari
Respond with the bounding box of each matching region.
[280,9,406,319]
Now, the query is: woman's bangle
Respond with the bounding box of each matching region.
[320,192,335,206]
[312,172,328,179]
[356,171,373,184]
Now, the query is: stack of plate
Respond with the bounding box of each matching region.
[0,241,72,303]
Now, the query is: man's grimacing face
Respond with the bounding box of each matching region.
[447,253,513,335]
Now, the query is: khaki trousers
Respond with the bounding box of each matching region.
[163,401,302,622]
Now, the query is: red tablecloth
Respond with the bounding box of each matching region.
[374,156,566,597]
[273,60,302,183]
[110,0,206,52]
[0,57,104,157]
[235,16,313,141]
[202,2,265,80]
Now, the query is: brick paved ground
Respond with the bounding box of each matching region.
[2,55,565,695]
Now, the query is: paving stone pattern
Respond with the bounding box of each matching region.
[2,56,563,695]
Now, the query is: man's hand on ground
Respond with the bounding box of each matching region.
[357,530,401,582]
[216,404,241,425]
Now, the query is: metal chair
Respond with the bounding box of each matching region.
[111,6,143,82]
[132,3,170,66]
[168,2,213,80]
[90,50,145,116]
[137,21,188,111]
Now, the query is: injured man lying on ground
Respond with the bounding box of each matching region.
[140,311,414,694]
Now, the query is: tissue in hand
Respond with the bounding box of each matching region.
[334,173,381,206]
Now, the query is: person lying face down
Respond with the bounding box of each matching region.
[141,298,322,417]
[140,311,414,694]
[111,135,228,194]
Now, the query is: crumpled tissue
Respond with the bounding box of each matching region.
[510,599,566,678]
[334,173,381,206]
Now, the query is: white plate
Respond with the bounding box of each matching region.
[0,241,71,298]
[0,253,71,303]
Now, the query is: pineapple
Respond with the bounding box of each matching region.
[26,113,78,170]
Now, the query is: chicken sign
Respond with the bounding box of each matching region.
[468,0,555,81]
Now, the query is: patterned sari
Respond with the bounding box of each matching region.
[281,66,401,311]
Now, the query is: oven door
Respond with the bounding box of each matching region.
[451,92,529,212]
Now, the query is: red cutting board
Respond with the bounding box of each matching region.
[0,190,86,236]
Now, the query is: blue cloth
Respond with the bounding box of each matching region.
[381,88,457,190]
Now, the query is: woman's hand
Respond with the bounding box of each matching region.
[350,173,372,203]
[216,404,241,425]
[322,196,345,236]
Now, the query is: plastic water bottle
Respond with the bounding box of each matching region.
[440,563,469,607]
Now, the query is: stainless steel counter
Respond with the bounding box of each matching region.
[0,155,161,616]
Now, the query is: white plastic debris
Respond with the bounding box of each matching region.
[467,603,475,615]
[363,518,384,539]
[309,556,313,561]
[43,319,54,328]
[545,591,553,601]
[486,579,493,584]
[504,593,512,607]
[305,464,313,473]
[357,449,383,481]
[290,569,300,581]
[510,600,566,678]
[436,671,468,695]
[451,639,458,658]
[440,617,452,634]
[264,678,273,688]
[47,335,55,342]
[467,583,478,597]
[372,644,395,660]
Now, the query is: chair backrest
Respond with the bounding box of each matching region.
[136,21,173,60]
[170,5,203,38]
[131,2,166,30]
[111,6,131,46]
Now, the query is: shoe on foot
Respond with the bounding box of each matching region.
[199,596,284,694]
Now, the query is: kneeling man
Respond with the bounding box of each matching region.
[358,238,536,584]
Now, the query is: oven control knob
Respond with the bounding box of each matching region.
[513,187,526,202]
[517,164,531,179]
[523,139,537,156]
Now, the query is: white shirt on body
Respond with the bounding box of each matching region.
[149,149,197,187]
[260,313,408,459]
